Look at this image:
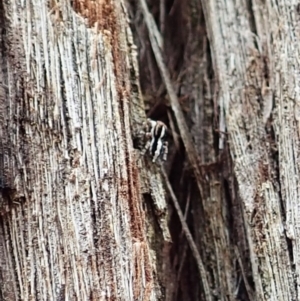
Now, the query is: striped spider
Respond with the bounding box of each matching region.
[141,118,168,163]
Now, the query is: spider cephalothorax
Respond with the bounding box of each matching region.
[142,118,169,163]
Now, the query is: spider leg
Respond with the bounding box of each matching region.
[152,138,164,162]
[161,141,168,161]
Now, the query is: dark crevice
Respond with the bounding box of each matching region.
[286,236,297,298]
[91,181,101,247]
[245,0,258,40]
[223,178,234,238]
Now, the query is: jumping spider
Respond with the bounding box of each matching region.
[140,118,169,163]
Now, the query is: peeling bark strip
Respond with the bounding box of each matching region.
[203,0,299,299]
[0,0,167,300]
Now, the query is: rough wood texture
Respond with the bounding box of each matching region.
[202,0,298,300]
[0,0,169,300]
[128,0,299,300]
[1,0,298,300]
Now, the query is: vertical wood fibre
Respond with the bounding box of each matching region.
[0,0,166,300]
[202,0,299,299]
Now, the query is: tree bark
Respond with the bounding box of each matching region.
[1,0,299,300]
[129,0,299,300]
[0,0,169,300]
[202,0,298,299]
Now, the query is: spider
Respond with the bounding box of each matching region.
[141,118,169,163]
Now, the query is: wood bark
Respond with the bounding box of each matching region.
[202,0,298,299]
[1,0,299,300]
[0,0,169,300]
[129,0,300,300]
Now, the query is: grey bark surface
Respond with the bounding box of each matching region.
[1,0,299,300]
[0,0,169,300]
[129,0,300,300]
[202,0,297,300]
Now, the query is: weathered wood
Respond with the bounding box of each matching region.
[129,0,300,300]
[202,0,298,299]
[0,0,169,300]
